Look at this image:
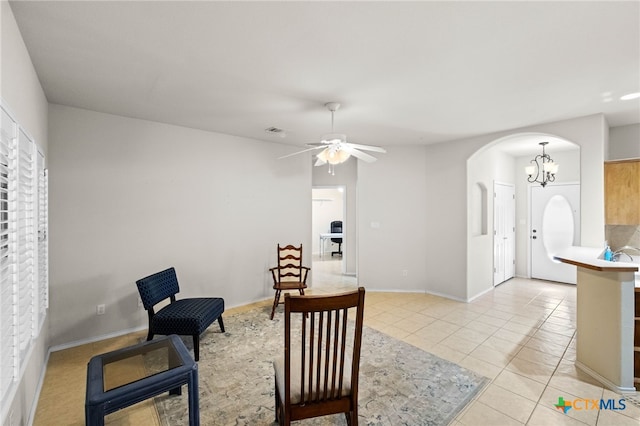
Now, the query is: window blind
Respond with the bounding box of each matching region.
[0,106,17,402]
[0,103,47,417]
[17,128,35,361]
[37,152,48,332]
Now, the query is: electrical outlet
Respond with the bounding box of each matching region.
[137,296,143,308]
[97,304,105,315]
[401,269,408,277]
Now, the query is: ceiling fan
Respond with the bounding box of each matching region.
[279,102,386,169]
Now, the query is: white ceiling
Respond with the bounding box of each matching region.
[8,1,640,154]
[495,134,579,157]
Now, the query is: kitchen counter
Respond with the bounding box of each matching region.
[556,246,637,393]
[554,246,639,273]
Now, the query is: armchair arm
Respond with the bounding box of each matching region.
[301,266,310,284]
[269,265,311,285]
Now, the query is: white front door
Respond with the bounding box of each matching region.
[530,183,580,284]
[494,183,515,286]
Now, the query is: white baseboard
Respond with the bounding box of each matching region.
[367,288,435,295]
[575,361,637,393]
[466,286,494,303]
[49,325,148,353]
[27,348,52,426]
[423,289,469,303]
[365,287,473,303]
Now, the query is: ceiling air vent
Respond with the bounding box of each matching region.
[265,127,286,138]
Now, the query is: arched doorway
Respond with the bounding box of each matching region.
[466,133,580,296]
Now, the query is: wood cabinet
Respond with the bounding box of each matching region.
[605,159,640,225]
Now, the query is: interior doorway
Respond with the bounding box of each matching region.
[493,182,515,286]
[530,183,581,284]
[312,187,346,282]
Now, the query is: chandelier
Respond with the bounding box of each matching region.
[525,142,559,187]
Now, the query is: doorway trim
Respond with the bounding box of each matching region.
[312,185,347,274]
[493,181,515,286]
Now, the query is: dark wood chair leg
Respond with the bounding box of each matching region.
[217,316,225,332]
[274,383,280,422]
[146,330,154,341]
[193,334,200,361]
[270,289,281,320]
[349,405,358,425]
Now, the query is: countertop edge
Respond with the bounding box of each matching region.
[554,247,639,272]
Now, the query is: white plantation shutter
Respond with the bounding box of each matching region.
[37,151,48,331]
[0,105,17,403]
[0,102,47,413]
[17,128,35,360]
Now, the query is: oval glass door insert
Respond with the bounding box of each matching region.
[542,195,575,262]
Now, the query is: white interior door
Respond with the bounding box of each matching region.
[494,183,515,286]
[530,183,580,284]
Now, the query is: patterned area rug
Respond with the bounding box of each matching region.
[147,304,488,425]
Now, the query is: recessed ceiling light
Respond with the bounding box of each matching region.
[620,92,640,101]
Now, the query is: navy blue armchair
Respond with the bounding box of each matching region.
[136,267,225,361]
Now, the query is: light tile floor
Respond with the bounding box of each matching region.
[34,257,640,425]
[310,258,640,426]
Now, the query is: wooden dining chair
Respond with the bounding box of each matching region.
[269,244,310,320]
[273,287,366,426]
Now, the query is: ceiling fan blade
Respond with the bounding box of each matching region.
[278,146,324,159]
[346,147,378,163]
[346,142,386,153]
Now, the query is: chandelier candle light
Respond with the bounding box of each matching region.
[526,142,559,187]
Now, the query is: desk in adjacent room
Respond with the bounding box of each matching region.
[319,232,343,257]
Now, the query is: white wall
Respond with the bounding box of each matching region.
[426,114,606,301]
[1,3,48,151]
[609,124,640,160]
[48,104,311,347]
[425,138,478,300]
[357,146,429,292]
[46,108,609,351]
[1,2,49,425]
[467,147,515,298]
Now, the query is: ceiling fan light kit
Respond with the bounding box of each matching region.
[278,102,386,173]
[317,146,351,165]
[320,133,347,144]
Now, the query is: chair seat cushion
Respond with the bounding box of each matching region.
[273,282,308,290]
[152,297,224,336]
[274,355,352,404]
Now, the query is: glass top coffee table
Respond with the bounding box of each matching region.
[85,334,199,426]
